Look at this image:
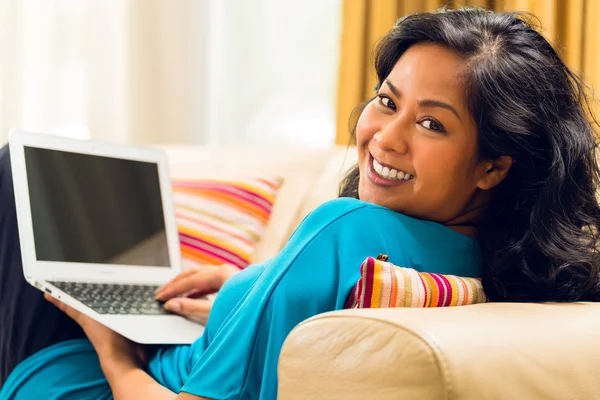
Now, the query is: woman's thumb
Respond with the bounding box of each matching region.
[164,298,212,318]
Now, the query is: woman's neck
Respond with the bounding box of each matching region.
[443,191,490,238]
[446,224,477,238]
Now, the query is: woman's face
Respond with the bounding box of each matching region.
[357,42,503,225]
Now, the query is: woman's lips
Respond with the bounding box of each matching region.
[367,155,410,187]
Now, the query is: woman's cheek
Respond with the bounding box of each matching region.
[355,105,378,145]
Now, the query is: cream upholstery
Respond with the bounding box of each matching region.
[160,145,600,400]
[279,304,600,399]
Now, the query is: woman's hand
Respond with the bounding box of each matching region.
[46,295,187,399]
[155,264,239,320]
[44,293,147,371]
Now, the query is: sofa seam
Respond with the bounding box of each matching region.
[290,313,454,400]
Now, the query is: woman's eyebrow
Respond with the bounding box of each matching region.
[384,79,462,121]
[418,99,462,121]
[384,79,402,98]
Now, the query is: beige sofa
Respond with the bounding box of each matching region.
[162,145,600,400]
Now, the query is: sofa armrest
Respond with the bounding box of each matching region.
[278,303,600,400]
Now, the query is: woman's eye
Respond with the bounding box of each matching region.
[377,95,396,111]
[420,118,445,133]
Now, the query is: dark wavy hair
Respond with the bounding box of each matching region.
[339,8,600,302]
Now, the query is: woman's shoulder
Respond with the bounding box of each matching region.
[300,198,390,228]
[302,198,475,248]
[285,198,479,276]
[296,198,434,239]
[288,198,377,241]
[308,197,401,217]
[308,197,375,217]
[306,198,430,227]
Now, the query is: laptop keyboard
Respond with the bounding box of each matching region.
[48,281,168,315]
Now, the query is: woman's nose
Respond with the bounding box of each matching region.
[374,117,409,154]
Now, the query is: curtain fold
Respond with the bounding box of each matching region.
[0,0,205,145]
[335,0,600,145]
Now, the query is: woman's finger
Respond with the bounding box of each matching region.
[44,293,85,326]
[155,266,204,294]
[185,288,212,299]
[164,297,213,318]
[155,266,219,298]
[156,268,223,301]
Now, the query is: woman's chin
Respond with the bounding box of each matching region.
[359,187,399,210]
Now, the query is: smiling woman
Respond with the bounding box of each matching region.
[1,7,600,400]
[341,8,600,303]
[355,42,512,230]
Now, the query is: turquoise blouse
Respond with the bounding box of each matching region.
[0,198,481,400]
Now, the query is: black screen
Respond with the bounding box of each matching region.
[24,146,170,267]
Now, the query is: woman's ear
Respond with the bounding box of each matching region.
[476,155,513,190]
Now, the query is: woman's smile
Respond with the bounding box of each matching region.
[366,153,414,188]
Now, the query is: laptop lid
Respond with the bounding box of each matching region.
[9,130,182,284]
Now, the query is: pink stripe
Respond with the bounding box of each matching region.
[176,213,253,246]
[180,187,271,213]
[179,235,248,267]
[437,274,453,306]
[179,233,248,259]
[429,273,448,307]
[363,257,376,308]
[208,187,272,213]
[174,183,274,212]
[180,242,245,269]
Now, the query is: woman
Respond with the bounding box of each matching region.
[2,7,600,400]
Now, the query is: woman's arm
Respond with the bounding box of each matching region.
[44,293,210,400]
[102,358,210,400]
[103,359,176,399]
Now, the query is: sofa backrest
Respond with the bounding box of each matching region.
[159,145,357,263]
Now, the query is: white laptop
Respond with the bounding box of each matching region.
[9,130,203,344]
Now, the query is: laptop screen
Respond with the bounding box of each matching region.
[24,146,171,267]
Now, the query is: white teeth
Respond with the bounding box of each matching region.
[374,160,383,173]
[372,158,413,181]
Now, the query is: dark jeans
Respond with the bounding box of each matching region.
[0,145,85,387]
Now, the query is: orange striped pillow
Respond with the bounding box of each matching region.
[171,177,282,270]
[346,256,487,309]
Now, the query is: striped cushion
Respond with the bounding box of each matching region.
[346,256,487,309]
[171,177,283,270]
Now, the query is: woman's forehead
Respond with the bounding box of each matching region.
[386,42,467,103]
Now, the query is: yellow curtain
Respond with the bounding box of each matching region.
[335,0,600,145]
